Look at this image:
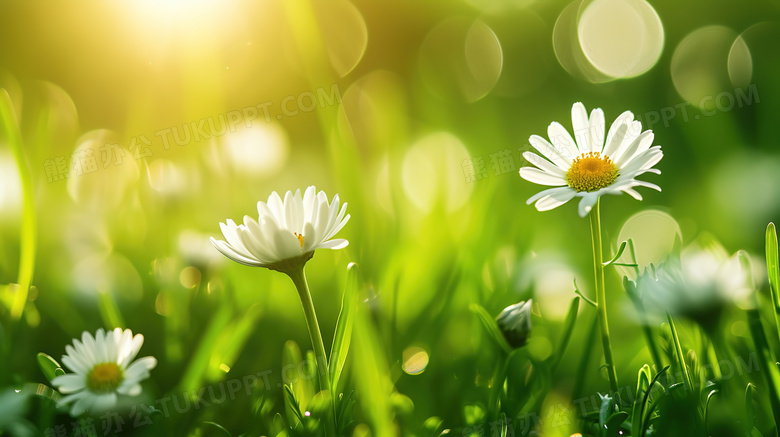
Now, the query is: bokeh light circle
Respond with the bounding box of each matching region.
[577,0,664,78]
[419,17,503,102]
[401,132,473,213]
[671,26,750,110]
[616,210,682,280]
[312,0,368,78]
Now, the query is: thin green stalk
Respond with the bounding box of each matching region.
[287,266,332,395]
[666,313,694,394]
[589,199,619,393]
[0,90,36,321]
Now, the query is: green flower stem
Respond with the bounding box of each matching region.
[589,199,619,394]
[287,266,332,395]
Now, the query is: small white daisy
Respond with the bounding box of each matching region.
[52,328,157,416]
[210,186,350,270]
[519,102,663,217]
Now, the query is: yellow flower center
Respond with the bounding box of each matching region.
[294,232,305,248]
[565,152,619,192]
[87,362,123,392]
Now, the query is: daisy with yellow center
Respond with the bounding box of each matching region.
[211,186,350,271]
[519,102,663,217]
[52,328,157,416]
[210,186,351,400]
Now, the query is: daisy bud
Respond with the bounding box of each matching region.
[495,300,533,349]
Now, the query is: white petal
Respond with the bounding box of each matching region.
[571,102,591,153]
[211,238,265,267]
[273,229,303,260]
[578,193,600,217]
[526,186,576,205]
[602,122,628,158]
[529,135,571,170]
[267,191,285,223]
[615,130,653,168]
[117,383,143,396]
[52,374,86,394]
[124,356,157,381]
[604,110,634,153]
[534,188,577,211]
[589,108,605,154]
[547,122,579,161]
[522,152,566,177]
[622,187,643,200]
[519,167,567,186]
[318,238,349,249]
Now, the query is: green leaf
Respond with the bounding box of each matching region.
[703,389,718,434]
[551,296,580,372]
[666,313,694,394]
[36,353,64,383]
[766,223,780,340]
[605,411,628,434]
[201,421,233,437]
[283,384,305,427]
[573,279,597,308]
[329,262,359,391]
[598,393,614,430]
[97,290,125,330]
[603,241,628,267]
[469,304,512,355]
[0,89,36,321]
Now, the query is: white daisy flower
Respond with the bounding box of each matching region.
[52,328,157,416]
[519,102,663,217]
[210,186,350,271]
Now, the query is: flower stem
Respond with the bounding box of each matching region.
[589,199,619,394]
[287,266,332,395]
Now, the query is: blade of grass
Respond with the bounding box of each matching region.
[0,89,36,321]
[765,223,780,343]
[666,313,694,394]
[330,262,359,392]
[551,296,580,373]
[741,250,780,437]
[97,289,125,330]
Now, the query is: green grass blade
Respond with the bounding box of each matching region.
[97,289,125,330]
[36,353,64,383]
[551,296,580,372]
[0,89,36,321]
[329,262,359,391]
[666,313,694,394]
[765,223,780,341]
[469,303,512,355]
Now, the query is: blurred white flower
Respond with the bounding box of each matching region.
[637,237,752,329]
[52,328,156,416]
[520,102,663,217]
[211,186,350,270]
[496,299,533,348]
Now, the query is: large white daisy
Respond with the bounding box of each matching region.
[211,186,350,269]
[519,102,663,217]
[52,328,157,416]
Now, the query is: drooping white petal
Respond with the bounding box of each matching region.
[578,193,599,217]
[52,374,86,394]
[319,238,349,249]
